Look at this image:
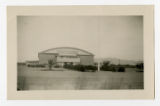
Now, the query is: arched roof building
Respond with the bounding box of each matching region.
[38,47,94,66]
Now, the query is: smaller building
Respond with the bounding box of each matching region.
[25,60,39,66]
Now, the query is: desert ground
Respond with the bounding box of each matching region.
[18,65,143,90]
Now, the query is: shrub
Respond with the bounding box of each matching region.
[74,65,85,72]
[100,61,115,71]
[136,63,143,69]
[64,64,74,69]
[48,59,54,70]
[100,61,125,72]
[27,64,45,67]
[54,65,60,68]
[117,67,125,72]
[64,64,97,72]
[85,65,97,71]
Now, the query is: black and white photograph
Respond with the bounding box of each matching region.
[17,16,144,90]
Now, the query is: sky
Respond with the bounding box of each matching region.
[17,16,143,62]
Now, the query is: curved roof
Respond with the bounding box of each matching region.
[39,47,94,56]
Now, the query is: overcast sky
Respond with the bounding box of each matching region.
[18,16,143,62]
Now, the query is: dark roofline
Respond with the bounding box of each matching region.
[38,47,94,56]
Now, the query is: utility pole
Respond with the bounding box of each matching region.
[98,62,100,72]
[97,61,101,72]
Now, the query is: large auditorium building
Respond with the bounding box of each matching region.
[38,47,94,67]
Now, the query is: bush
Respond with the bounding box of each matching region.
[74,65,85,72]
[117,67,125,72]
[85,65,97,71]
[100,61,115,71]
[27,64,45,67]
[54,65,60,68]
[48,59,55,70]
[136,63,143,69]
[100,61,125,72]
[64,64,74,69]
[64,64,97,72]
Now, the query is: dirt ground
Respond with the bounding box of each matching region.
[18,65,143,90]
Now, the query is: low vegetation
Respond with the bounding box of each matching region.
[27,64,45,68]
[64,64,97,72]
[100,61,115,71]
[48,59,55,70]
[24,60,143,73]
[100,61,125,72]
[136,63,144,69]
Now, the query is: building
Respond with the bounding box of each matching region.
[38,47,94,67]
[26,60,39,66]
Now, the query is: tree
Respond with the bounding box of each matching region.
[48,59,54,70]
[100,61,110,71]
[136,63,144,69]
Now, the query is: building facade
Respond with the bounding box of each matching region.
[38,47,94,67]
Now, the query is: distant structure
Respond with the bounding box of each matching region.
[26,60,39,66]
[38,47,94,67]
